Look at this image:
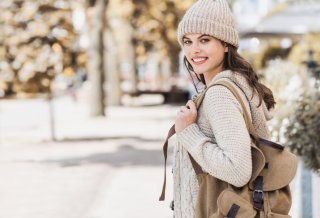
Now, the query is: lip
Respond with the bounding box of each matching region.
[191,56,208,65]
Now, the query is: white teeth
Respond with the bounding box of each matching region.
[193,58,206,62]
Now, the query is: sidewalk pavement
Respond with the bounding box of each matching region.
[0,95,178,218]
[0,94,179,144]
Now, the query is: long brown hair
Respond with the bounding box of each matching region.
[183,44,275,110]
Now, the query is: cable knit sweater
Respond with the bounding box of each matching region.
[170,70,273,218]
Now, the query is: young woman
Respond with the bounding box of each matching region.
[171,0,275,217]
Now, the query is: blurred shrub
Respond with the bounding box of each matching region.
[284,89,320,174]
[259,59,310,143]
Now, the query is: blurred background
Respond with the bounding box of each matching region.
[0,0,319,217]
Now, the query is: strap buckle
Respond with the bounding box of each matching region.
[253,189,264,202]
[252,189,264,210]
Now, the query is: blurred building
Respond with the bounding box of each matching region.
[239,1,320,39]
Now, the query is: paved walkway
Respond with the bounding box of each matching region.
[0,95,177,218]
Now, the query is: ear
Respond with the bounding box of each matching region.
[224,44,228,53]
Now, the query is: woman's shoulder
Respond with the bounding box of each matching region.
[204,84,240,107]
[203,78,250,114]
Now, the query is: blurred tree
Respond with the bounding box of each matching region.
[289,33,320,68]
[106,0,134,104]
[0,0,86,97]
[129,0,194,88]
[85,0,108,116]
[89,0,195,105]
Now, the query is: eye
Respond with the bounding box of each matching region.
[200,38,210,43]
[183,40,192,45]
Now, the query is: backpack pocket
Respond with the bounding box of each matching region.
[217,190,257,218]
[267,186,292,215]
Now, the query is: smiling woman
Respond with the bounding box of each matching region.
[157,0,295,218]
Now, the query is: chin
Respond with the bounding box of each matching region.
[193,68,205,75]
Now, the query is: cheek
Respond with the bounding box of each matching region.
[210,47,225,60]
[183,49,193,61]
[183,47,189,55]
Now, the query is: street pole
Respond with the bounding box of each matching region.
[301,161,312,218]
[48,91,56,141]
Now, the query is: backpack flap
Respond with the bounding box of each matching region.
[249,140,298,191]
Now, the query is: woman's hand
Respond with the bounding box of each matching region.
[175,100,197,133]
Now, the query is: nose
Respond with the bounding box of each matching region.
[192,43,201,54]
[193,48,200,53]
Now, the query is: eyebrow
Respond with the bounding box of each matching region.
[182,34,211,40]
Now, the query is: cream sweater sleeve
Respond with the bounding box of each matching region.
[176,85,252,187]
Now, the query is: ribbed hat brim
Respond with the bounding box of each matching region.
[177,18,239,48]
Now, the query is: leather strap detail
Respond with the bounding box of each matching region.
[225,203,240,218]
[159,124,176,201]
[259,138,284,150]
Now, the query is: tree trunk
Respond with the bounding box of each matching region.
[106,28,122,105]
[168,46,180,75]
[155,57,162,89]
[130,38,139,93]
[85,0,108,116]
[161,57,172,91]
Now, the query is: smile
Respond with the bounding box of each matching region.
[192,57,208,65]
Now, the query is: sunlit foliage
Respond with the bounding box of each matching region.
[0,0,85,97]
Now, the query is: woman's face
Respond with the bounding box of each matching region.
[182,33,228,82]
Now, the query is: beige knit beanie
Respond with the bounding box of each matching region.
[177,0,239,48]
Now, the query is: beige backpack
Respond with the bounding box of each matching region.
[159,80,298,218]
